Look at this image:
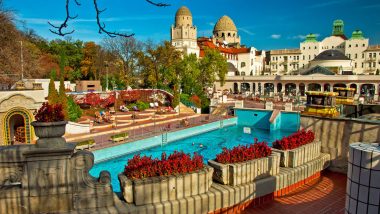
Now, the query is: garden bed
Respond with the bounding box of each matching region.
[208,142,280,186]
[272,129,320,168]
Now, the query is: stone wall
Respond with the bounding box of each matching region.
[300,116,380,173]
[0,144,117,214]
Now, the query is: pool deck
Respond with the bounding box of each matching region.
[243,170,346,214]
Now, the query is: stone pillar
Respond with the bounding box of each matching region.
[346,143,380,214]
[274,82,278,94]
[295,83,300,95]
[374,84,379,101]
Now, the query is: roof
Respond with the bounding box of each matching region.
[301,65,336,75]
[270,49,301,55]
[213,15,237,32]
[197,38,250,57]
[313,50,350,61]
[175,6,192,17]
[365,45,380,52]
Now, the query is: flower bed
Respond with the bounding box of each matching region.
[118,152,213,205]
[208,141,280,186]
[272,130,320,168]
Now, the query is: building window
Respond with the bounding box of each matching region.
[362,53,365,58]
[362,63,364,68]
[369,53,372,58]
[241,62,246,68]
[309,55,311,60]
[315,46,317,49]
[356,44,358,47]
[303,47,305,50]
[355,63,357,68]
[374,53,377,58]
[363,44,365,47]
[374,62,376,67]
[222,33,225,37]
[228,33,231,37]
[303,55,305,60]
[355,54,357,59]
[349,45,351,48]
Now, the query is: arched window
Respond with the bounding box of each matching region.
[222,33,225,37]
[241,62,246,68]
[228,33,231,37]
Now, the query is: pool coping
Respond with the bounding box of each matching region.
[93,117,238,164]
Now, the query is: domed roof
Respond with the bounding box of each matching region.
[175,6,192,17]
[214,15,237,32]
[313,50,350,61]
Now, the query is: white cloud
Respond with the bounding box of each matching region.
[238,28,255,36]
[271,34,281,39]
[307,0,350,9]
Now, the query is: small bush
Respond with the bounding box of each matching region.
[76,139,95,147]
[124,151,204,179]
[272,129,315,150]
[136,101,149,111]
[35,102,65,122]
[215,140,272,164]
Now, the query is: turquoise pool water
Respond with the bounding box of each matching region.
[90,124,293,192]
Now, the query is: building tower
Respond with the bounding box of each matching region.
[171,6,199,56]
[212,15,241,46]
[332,19,344,36]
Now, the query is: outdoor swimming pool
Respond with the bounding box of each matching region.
[90,109,298,192]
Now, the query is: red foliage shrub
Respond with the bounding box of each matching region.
[101,93,116,108]
[124,151,204,179]
[272,129,315,150]
[215,139,272,164]
[83,93,102,107]
[190,95,201,108]
[35,102,65,122]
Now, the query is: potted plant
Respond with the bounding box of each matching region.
[31,102,68,148]
[208,140,280,186]
[272,129,320,168]
[118,151,213,206]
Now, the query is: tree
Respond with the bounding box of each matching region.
[102,37,143,88]
[80,42,98,79]
[67,96,82,122]
[47,72,59,104]
[59,75,69,120]
[137,41,181,90]
[49,0,169,37]
[199,48,228,87]
[177,54,202,95]
[172,83,180,108]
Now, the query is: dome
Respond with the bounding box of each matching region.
[175,6,192,17]
[313,50,350,61]
[214,16,237,32]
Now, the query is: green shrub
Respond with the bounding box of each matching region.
[67,96,83,122]
[76,139,95,147]
[136,101,149,111]
[111,132,128,140]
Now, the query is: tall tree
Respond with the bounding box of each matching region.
[59,75,69,120]
[80,42,98,79]
[199,48,228,87]
[47,72,59,104]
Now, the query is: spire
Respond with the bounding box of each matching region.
[332,20,344,36]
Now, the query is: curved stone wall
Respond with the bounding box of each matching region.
[346,143,380,214]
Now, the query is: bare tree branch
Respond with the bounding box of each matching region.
[48,0,80,36]
[145,0,170,7]
[49,0,169,38]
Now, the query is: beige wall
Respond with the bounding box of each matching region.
[75,80,102,92]
[301,116,380,173]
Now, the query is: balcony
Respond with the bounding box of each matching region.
[365,57,376,62]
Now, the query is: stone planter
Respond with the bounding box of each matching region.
[118,166,213,206]
[272,141,321,168]
[31,121,68,148]
[208,152,280,186]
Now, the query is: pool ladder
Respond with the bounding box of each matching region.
[161,132,168,146]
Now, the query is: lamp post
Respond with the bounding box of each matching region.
[104,61,109,91]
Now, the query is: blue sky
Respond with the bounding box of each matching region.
[5,0,380,50]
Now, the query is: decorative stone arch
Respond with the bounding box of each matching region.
[324,83,331,92]
[264,83,274,96]
[350,83,358,94]
[2,107,34,145]
[285,83,296,95]
[308,83,322,92]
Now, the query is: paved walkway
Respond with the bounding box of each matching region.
[243,171,347,214]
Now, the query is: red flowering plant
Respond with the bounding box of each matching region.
[124,151,204,179]
[272,129,315,150]
[215,139,272,164]
[35,102,65,122]
[190,95,201,108]
[82,92,102,107]
[101,92,116,108]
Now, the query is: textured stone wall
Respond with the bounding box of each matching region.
[301,116,380,173]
